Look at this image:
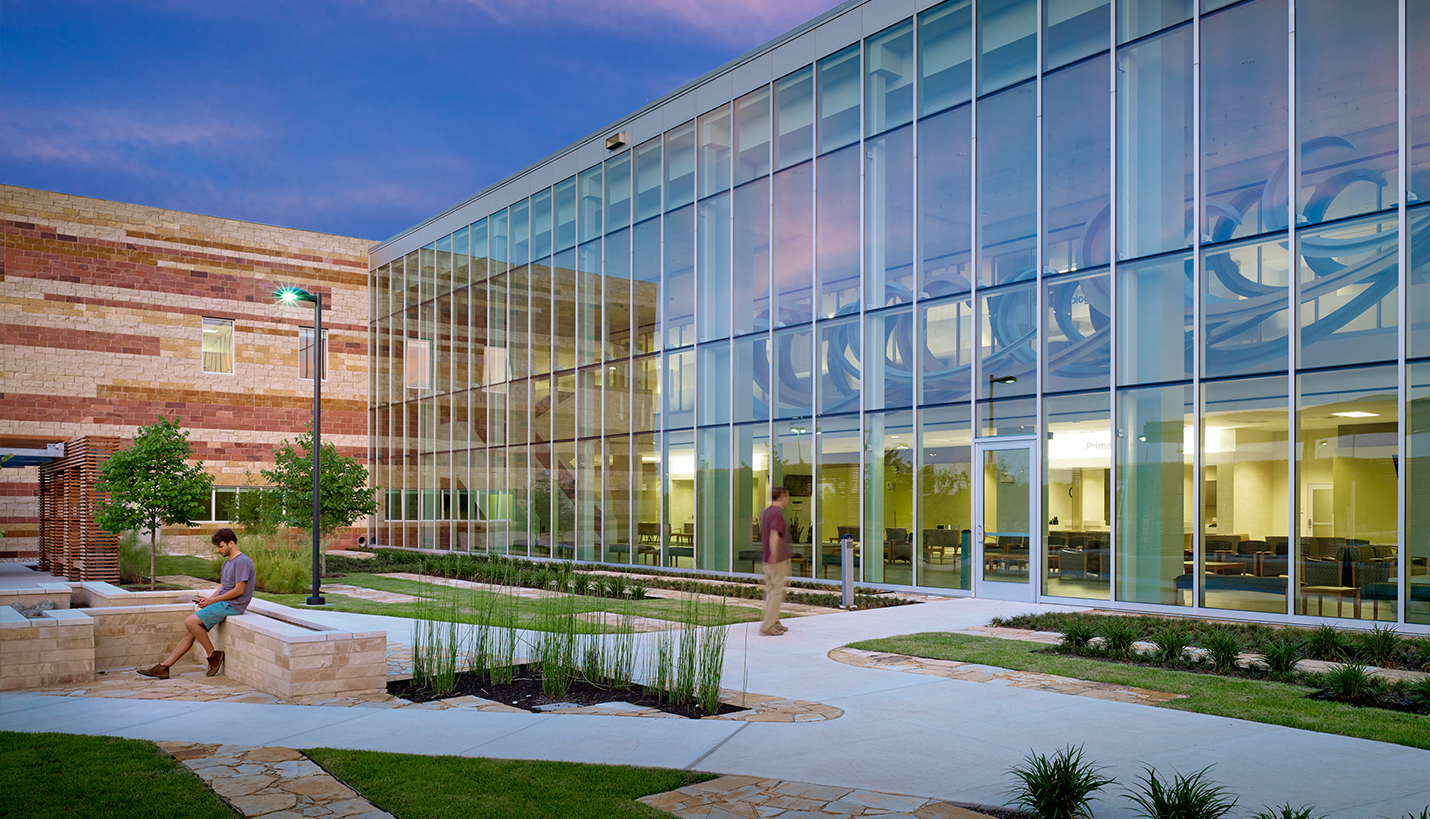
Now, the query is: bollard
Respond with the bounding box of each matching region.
[841,534,855,609]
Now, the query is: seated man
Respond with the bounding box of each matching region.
[137,528,255,680]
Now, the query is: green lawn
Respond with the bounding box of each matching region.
[305,749,713,819]
[0,732,236,819]
[256,572,766,630]
[149,553,222,581]
[847,633,1430,751]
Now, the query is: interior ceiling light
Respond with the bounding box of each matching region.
[1331,411,1378,418]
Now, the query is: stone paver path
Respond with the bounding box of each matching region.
[323,584,422,604]
[378,572,565,599]
[829,647,1185,705]
[156,742,393,819]
[640,775,997,819]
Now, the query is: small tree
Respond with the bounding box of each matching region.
[261,422,377,575]
[95,416,214,589]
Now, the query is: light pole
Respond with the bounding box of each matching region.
[277,287,325,606]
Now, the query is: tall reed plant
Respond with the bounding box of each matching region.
[411,588,461,697]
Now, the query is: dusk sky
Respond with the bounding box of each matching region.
[1,0,843,242]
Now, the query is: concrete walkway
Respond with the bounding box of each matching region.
[4,597,1426,818]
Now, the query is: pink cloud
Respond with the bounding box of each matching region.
[0,107,263,165]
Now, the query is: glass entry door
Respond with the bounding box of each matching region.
[974,440,1036,601]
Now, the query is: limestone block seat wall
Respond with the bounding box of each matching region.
[0,607,93,690]
[210,600,386,700]
[1,583,73,611]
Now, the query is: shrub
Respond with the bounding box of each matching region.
[1406,677,1430,711]
[1305,624,1348,662]
[118,532,148,585]
[1151,624,1192,666]
[244,537,311,595]
[1060,621,1097,653]
[1124,766,1236,819]
[1100,619,1140,659]
[1261,637,1304,678]
[1004,745,1113,819]
[1414,638,1430,671]
[1200,631,1242,674]
[1356,623,1399,667]
[1321,661,1376,701]
[1250,805,1325,819]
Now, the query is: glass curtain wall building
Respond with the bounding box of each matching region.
[370,0,1430,630]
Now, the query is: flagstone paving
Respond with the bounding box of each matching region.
[155,742,394,819]
[323,584,423,604]
[639,775,999,819]
[828,647,1186,705]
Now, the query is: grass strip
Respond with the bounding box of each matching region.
[846,633,1430,751]
[0,732,237,819]
[304,749,714,819]
[256,572,763,630]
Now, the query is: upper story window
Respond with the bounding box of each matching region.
[405,338,432,390]
[299,327,328,380]
[202,317,234,373]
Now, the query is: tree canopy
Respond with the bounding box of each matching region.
[95,415,214,537]
[261,422,377,539]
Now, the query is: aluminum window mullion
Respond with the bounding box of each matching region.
[1107,0,1119,605]
[1191,0,1204,607]
[1286,0,1300,617]
[911,22,922,591]
[1034,0,1046,601]
[1397,0,1409,625]
[857,38,868,585]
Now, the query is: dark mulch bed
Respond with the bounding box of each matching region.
[388,665,747,719]
[1308,689,1429,715]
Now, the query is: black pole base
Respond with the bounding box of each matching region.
[305,596,326,606]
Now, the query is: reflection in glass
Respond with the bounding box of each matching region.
[511,198,532,266]
[864,410,915,584]
[866,125,914,307]
[817,146,861,318]
[773,326,814,419]
[1117,252,1192,385]
[921,294,974,406]
[577,438,601,561]
[919,404,972,589]
[633,218,661,354]
[1045,392,1111,600]
[978,84,1037,287]
[865,307,914,411]
[1116,382,1192,606]
[1201,376,1288,615]
[698,341,731,426]
[698,192,731,341]
[1297,0,1399,224]
[554,177,576,253]
[1201,0,1288,242]
[1044,57,1111,274]
[1296,366,1399,622]
[665,348,695,429]
[819,316,861,416]
[606,150,632,233]
[665,205,695,349]
[1044,268,1111,393]
[551,253,575,371]
[633,354,661,433]
[634,138,663,222]
[734,87,771,185]
[1044,0,1108,70]
[1117,24,1193,261]
[773,163,814,326]
[1117,0,1190,44]
[979,0,1036,94]
[532,188,554,263]
[733,333,771,424]
[866,19,914,136]
[919,105,973,297]
[604,360,630,438]
[578,366,600,441]
[1409,363,1430,625]
[1298,213,1399,370]
[1413,210,1430,360]
[817,415,860,580]
[1203,234,1289,378]
[774,66,814,170]
[665,430,695,567]
[604,229,631,361]
[604,436,632,564]
[773,421,814,578]
[979,280,1037,400]
[665,121,696,211]
[1414,2,1430,202]
[698,104,732,199]
[818,45,861,154]
[697,426,731,572]
[919,0,972,118]
[578,166,602,244]
[733,179,771,335]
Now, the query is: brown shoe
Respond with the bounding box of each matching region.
[137,664,170,679]
[206,651,224,677]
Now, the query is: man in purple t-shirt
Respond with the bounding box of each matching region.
[759,487,791,636]
[138,528,254,680]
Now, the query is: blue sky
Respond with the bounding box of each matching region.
[1,0,841,241]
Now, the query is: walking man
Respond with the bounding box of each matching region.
[137,528,255,679]
[760,487,791,636]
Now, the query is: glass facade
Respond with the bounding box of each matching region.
[370,0,1428,630]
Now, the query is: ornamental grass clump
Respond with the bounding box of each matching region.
[1123,766,1236,819]
[411,590,461,697]
[1199,630,1242,673]
[1356,623,1399,667]
[1305,624,1348,662]
[1099,619,1140,660]
[1261,637,1304,678]
[1321,660,1376,701]
[1250,805,1325,819]
[1004,744,1113,819]
[1151,624,1192,666]
[1059,620,1097,653]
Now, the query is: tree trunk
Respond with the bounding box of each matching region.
[149,527,157,591]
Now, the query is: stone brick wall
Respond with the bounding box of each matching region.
[0,608,94,691]
[213,604,387,700]
[1,186,374,559]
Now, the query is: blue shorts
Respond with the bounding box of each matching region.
[195,602,239,630]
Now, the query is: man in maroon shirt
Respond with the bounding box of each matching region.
[759,487,791,636]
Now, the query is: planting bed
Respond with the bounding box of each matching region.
[388,664,748,719]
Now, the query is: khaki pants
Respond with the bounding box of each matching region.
[761,558,790,633]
